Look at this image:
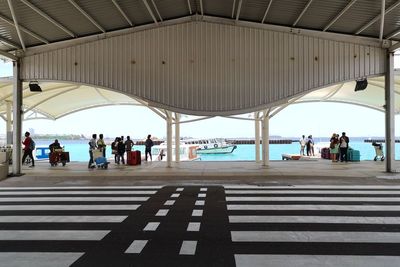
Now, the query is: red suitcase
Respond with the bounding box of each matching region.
[127,151,141,165]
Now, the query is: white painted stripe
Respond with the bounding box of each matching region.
[0,230,109,240]
[0,186,162,190]
[198,193,206,198]
[171,193,180,198]
[231,231,400,243]
[224,185,400,189]
[195,200,205,206]
[0,216,127,223]
[226,196,400,202]
[187,222,200,232]
[229,215,400,224]
[176,188,184,192]
[143,222,159,231]
[125,240,148,254]
[0,197,149,202]
[227,204,400,211]
[192,210,203,216]
[156,209,169,216]
[200,188,207,192]
[235,255,400,267]
[225,190,400,195]
[164,200,175,206]
[179,241,197,255]
[0,191,156,196]
[0,252,84,267]
[0,205,140,210]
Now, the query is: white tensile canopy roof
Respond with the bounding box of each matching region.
[0,75,398,122]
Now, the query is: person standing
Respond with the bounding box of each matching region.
[339,132,350,162]
[329,133,339,162]
[306,135,314,156]
[88,134,97,168]
[125,136,134,152]
[117,137,125,164]
[299,135,306,156]
[22,131,35,167]
[97,134,106,158]
[111,137,118,163]
[145,134,154,161]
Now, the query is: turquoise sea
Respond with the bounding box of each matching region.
[36,140,400,162]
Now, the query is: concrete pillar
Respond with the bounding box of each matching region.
[6,101,12,145]
[175,113,180,162]
[262,113,270,166]
[255,112,260,163]
[166,112,173,168]
[385,51,395,172]
[12,60,22,175]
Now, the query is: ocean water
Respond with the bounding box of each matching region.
[36,140,400,162]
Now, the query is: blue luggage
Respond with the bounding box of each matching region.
[95,157,109,169]
[347,149,360,162]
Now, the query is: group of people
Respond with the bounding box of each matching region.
[88,134,155,168]
[299,135,315,156]
[329,132,350,162]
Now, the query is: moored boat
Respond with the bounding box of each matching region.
[151,142,199,161]
[183,138,237,154]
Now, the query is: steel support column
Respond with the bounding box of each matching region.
[255,112,260,163]
[12,61,22,175]
[175,113,180,163]
[261,112,270,166]
[166,111,173,167]
[385,51,395,172]
[6,101,12,145]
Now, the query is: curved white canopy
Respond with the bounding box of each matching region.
[0,79,145,120]
[0,74,399,122]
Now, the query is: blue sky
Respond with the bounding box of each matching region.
[0,60,398,139]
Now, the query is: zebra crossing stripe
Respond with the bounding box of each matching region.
[227,204,400,211]
[0,191,156,195]
[226,196,400,202]
[187,222,201,232]
[231,231,400,243]
[179,241,197,255]
[156,209,169,216]
[0,205,140,210]
[0,197,149,202]
[0,215,127,223]
[143,222,160,231]
[229,215,400,224]
[0,253,84,267]
[0,230,110,240]
[225,190,400,195]
[125,240,148,254]
[234,255,400,267]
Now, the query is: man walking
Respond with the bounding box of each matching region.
[145,134,154,161]
[22,131,35,167]
[339,132,349,162]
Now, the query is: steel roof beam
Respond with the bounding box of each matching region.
[386,28,400,40]
[379,0,385,41]
[261,0,273,24]
[187,0,192,15]
[231,0,236,18]
[323,0,358,32]
[292,0,313,27]
[20,0,76,38]
[6,0,25,50]
[355,0,400,35]
[111,0,133,26]
[142,0,158,24]
[199,0,204,16]
[0,36,20,50]
[235,0,243,21]
[0,50,18,61]
[0,13,48,44]
[67,0,105,33]
[151,0,163,22]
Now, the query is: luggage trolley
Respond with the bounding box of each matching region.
[372,142,385,161]
[49,148,70,166]
[93,149,109,169]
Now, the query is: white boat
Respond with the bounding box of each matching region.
[183,138,237,154]
[151,142,200,161]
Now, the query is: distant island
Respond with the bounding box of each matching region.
[32,134,86,140]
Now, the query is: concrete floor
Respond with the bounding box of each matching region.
[2,159,400,187]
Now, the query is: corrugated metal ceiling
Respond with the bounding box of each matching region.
[0,0,399,53]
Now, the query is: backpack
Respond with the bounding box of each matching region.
[29,139,36,150]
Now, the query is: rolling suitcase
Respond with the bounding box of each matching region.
[127,151,141,165]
